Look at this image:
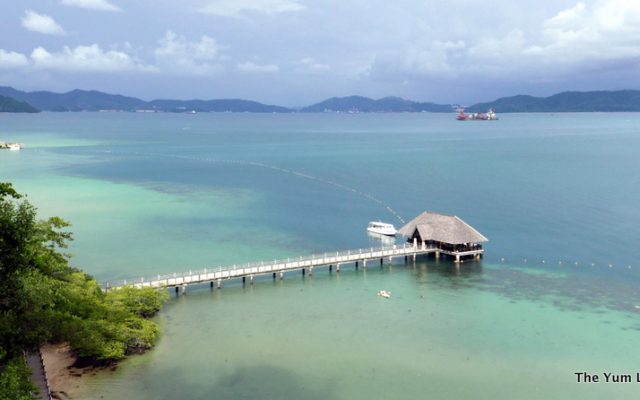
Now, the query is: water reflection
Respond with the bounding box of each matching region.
[366,231,398,247]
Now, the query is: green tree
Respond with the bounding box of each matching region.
[0,182,168,398]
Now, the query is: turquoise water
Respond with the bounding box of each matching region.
[2,112,640,399]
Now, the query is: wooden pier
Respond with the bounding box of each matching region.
[104,242,484,292]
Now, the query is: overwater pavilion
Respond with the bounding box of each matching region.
[398,211,488,262]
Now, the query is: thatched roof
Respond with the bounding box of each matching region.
[398,211,488,244]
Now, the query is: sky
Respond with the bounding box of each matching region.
[1,0,640,106]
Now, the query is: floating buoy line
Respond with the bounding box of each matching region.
[496,256,636,272]
[45,147,639,275]
[66,148,406,225]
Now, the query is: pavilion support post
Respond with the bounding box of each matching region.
[302,268,306,276]
[250,275,254,285]
[435,251,440,260]
[363,260,367,269]
[422,241,426,250]
[273,272,276,279]
[217,279,221,288]
[242,276,246,284]
[309,266,313,276]
[210,281,214,288]
[329,265,333,272]
[380,258,383,266]
[455,254,461,263]
[279,271,284,280]
[336,263,341,272]
[174,286,179,294]
[413,237,417,248]
[180,284,187,295]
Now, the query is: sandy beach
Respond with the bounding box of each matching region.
[40,344,90,400]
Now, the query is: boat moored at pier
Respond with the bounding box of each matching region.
[367,221,397,236]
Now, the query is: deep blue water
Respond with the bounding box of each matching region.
[2,112,640,399]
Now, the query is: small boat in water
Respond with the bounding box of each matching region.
[377,290,391,299]
[367,221,397,236]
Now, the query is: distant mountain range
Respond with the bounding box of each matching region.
[2,86,640,113]
[466,90,640,112]
[0,86,287,113]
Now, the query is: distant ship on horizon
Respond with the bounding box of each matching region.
[456,107,498,121]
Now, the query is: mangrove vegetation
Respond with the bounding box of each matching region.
[0,182,168,399]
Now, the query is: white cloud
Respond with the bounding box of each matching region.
[526,0,640,61]
[61,0,121,12]
[30,44,152,72]
[0,49,30,69]
[237,61,279,72]
[154,30,225,75]
[372,1,640,82]
[21,10,66,35]
[299,57,330,72]
[200,0,305,18]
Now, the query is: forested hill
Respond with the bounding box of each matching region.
[466,90,640,112]
[0,95,39,113]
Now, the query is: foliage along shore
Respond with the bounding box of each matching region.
[0,182,168,399]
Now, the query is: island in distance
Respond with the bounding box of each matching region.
[2,86,640,113]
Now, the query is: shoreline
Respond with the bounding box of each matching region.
[40,343,94,400]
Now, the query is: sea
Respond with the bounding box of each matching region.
[1,111,640,399]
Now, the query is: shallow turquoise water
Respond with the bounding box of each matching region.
[1,112,640,399]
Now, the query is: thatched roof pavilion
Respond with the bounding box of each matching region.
[399,212,488,244]
[398,212,488,262]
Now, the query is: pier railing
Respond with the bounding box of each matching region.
[103,242,430,290]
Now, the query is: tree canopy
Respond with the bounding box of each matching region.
[0,182,168,399]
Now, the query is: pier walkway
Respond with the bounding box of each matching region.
[104,243,483,292]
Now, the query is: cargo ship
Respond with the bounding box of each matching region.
[456,108,497,121]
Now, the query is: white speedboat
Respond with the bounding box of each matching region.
[7,143,21,151]
[367,221,397,236]
[377,290,391,299]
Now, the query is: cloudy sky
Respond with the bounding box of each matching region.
[1,0,639,106]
